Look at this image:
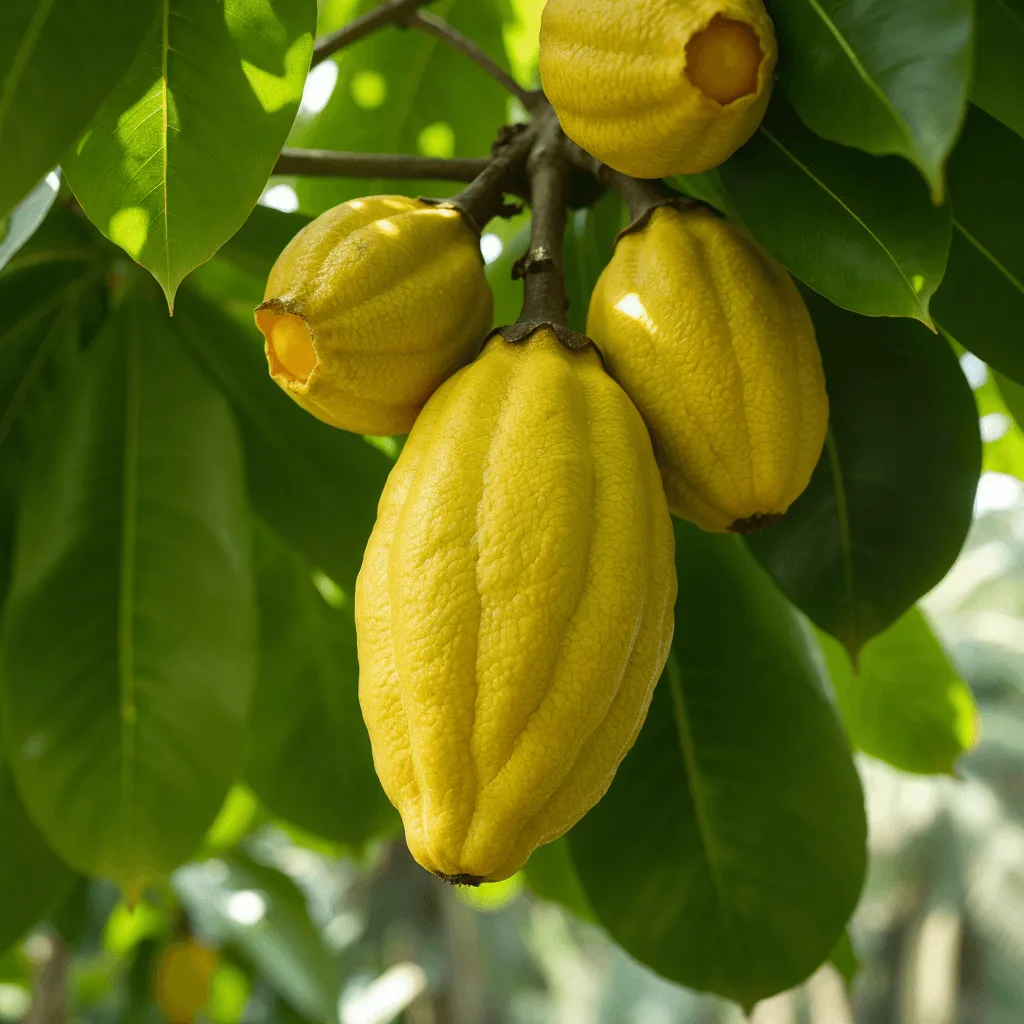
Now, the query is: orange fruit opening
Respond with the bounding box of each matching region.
[257,310,318,383]
[685,15,763,105]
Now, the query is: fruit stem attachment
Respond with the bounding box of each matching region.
[518,112,571,328]
[274,148,491,182]
[432,123,536,232]
[312,0,427,65]
[599,168,679,222]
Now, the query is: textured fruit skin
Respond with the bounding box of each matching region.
[355,329,677,883]
[256,195,493,436]
[539,0,777,177]
[155,940,217,1024]
[587,205,828,533]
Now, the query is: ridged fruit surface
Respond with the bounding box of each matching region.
[256,195,493,436]
[587,204,828,534]
[539,0,777,177]
[155,940,217,1024]
[355,328,677,883]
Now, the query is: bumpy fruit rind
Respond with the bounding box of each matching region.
[256,195,493,436]
[539,0,777,178]
[587,204,828,533]
[355,328,677,883]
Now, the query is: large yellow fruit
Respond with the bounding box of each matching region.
[155,939,217,1024]
[355,328,677,883]
[256,195,493,436]
[587,204,828,534]
[539,0,776,178]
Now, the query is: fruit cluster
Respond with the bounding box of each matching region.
[255,0,828,884]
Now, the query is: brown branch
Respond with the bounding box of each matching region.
[311,0,428,65]
[408,11,537,106]
[274,148,490,181]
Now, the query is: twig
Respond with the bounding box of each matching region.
[274,148,490,181]
[408,11,537,107]
[312,0,428,65]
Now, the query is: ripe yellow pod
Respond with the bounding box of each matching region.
[256,195,493,436]
[355,328,677,883]
[587,204,828,534]
[155,939,217,1024]
[539,0,777,177]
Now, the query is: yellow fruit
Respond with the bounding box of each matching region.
[355,328,677,883]
[539,0,777,177]
[155,940,217,1024]
[256,195,493,436]
[587,204,828,533]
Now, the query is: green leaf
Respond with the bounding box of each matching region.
[829,932,861,989]
[0,205,108,275]
[719,99,950,323]
[971,0,1024,140]
[521,838,597,924]
[247,523,397,846]
[747,293,980,657]
[932,107,1024,385]
[172,287,391,590]
[1,287,256,885]
[769,0,972,198]
[214,205,310,284]
[174,852,338,1021]
[0,0,160,219]
[568,523,867,1010]
[563,191,628,334]
[997,372,1024,431]
[976,370,1024,482]
[64,0,316,308]
[0,172,60,274]
[291,0,509,211]
[821,609,977,775]
[486,212,530,330]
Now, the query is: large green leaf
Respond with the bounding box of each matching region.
[769,0,972,198]
[247,524,397,846]
[0,172,60,274]
[972,0,1024,140]
[719,100,950,323]
[1,287,255,885]
[932,107,1024,385]
[568,523,866,1010]
[522,838,596,924]
[821,609,977,775]
[64,0,316,308]
[291,0,509,212]
[172,287,390,590]
[174,851,338,1021]
[747,293,980,658]
[214,205,310,283]
[0,0,159,219]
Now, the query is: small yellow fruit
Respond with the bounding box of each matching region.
[155,939,217,1024]
[355,328,677,883]
[539,0,777,177]
[587,204,828,533]
[256,195,493,436]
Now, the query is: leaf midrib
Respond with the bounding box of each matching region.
[759,127,929,320]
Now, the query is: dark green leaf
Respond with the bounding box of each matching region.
[247,523,397,846]
[0,172,60,274]
[215,206,310,284]
[829,932,861,989]
[569,523,866,1010]
[719,100,950,323]
[770,0,972,198]
[0,205,108,276]
[932,108,1024,384]
[173,287,391,590]
[747,293,980,657]
[0,0,159,218]
[1,287,255,885]
[821,610,977,775]
[971,0,1024,140]
[291,0,508,211]
[64,0,316,307]
[174,852,337,1021]
[521,838,596,924]
[563,191,628,334]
